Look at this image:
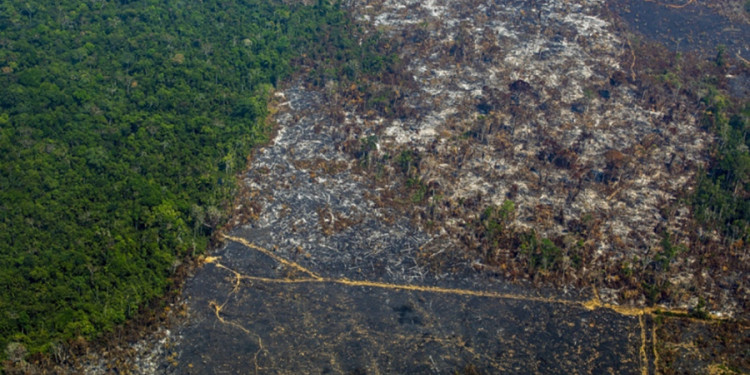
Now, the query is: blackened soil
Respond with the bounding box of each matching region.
[171,244,646,374]
[612,0,750,59]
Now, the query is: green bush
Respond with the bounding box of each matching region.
[692,92,750,243]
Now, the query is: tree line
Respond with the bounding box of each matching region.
[0,0,387,364]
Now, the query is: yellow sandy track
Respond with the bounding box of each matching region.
[208,235,728,374]
[644,0,696,9]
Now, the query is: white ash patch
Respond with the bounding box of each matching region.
[344,0,721,310]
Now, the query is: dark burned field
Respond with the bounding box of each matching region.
[615,0,749,60]
[176,238,649,374]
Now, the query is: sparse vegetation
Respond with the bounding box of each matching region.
[335,0,749,319]
[692,86,750,243]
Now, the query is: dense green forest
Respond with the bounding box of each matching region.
[0,0,382,362]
